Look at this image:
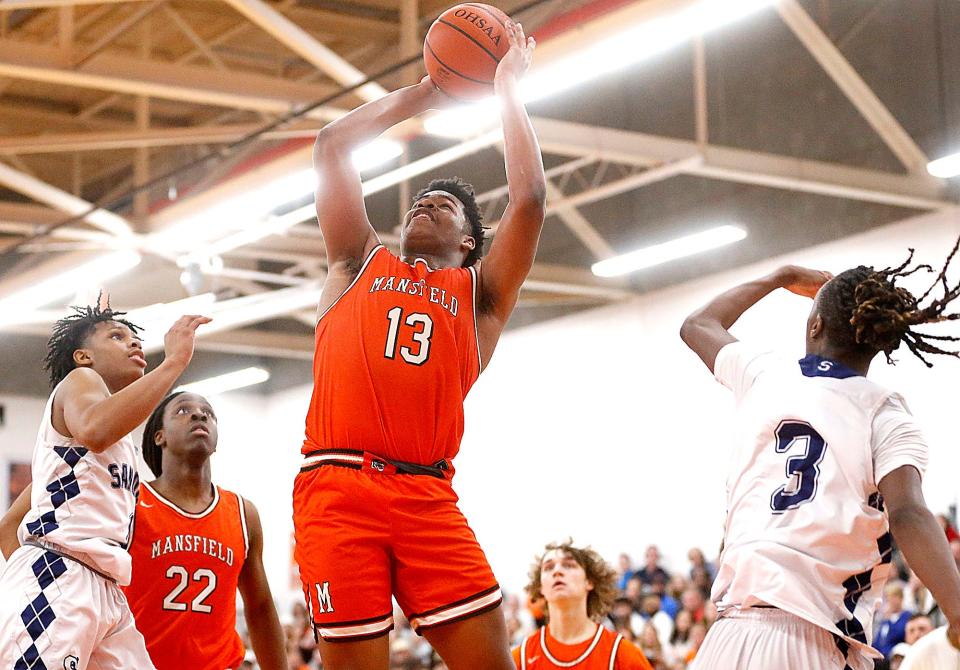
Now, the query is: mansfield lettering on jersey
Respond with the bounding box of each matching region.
[368,275,459,317]
[151,534,235,566]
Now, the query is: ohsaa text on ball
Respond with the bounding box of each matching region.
[453,9,502,46]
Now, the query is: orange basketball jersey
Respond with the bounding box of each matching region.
[124,482,248,670]
[303,245,481,466]
[513,625,654,670]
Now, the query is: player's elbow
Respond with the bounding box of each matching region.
[680,313,705,347]
[312,127,349,163]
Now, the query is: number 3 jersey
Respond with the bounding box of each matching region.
[711,341,929,656]
[303,245,481,466]
[123,482,248,670]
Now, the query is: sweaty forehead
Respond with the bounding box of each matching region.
[417,190,464,211]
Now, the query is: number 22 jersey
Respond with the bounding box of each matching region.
[123,482,248,670]
[303,245,481,467]
[711,341,929,656]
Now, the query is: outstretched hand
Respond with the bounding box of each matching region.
[495,20,535,87]
[164,314,212,368]
[778,265,833,299]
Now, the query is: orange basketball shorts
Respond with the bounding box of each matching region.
[292,454,502,642]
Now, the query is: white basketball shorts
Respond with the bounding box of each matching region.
[0,545,155,670]
[690,608,873,670]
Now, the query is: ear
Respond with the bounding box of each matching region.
[809,313,825,341]
[585,578,594,593]
[461,234,476,251]
[72,347,93,368]
[154,429,165,448]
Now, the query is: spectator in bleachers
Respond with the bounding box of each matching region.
[617,553,635,591]
[679,587,706,624]
[635,545,671,587]
[666,609,694,667]
[905,613,934,645]
[639,592,674,648]
[874,582,914,659]
[686,549,715,583]
[638,623,666,669]
[682,622,708,667]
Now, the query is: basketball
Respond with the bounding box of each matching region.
[424,3,512,101]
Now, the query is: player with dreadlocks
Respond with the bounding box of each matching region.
[679,240,960,670]
[0,297,209,670]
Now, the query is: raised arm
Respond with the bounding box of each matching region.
[56,315,209,452]
[880,465,960,649]
[477,22,546,332]
[313,81,449,273]
[1,484,31,560]
[237,499,286,670]
[680,265,831,373]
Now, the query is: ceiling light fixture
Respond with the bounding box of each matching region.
[0,250,142,325]
[591,224,747,277]
[175,367,271,396]
[927,151,960,179]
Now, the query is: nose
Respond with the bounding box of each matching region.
[130,339,142,351]
[192,409,207,421]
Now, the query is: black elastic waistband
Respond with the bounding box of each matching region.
[301,449,449,478]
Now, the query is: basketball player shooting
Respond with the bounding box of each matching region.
[293,18,545,670]
[679,248,960,670]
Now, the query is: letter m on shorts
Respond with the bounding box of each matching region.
[315,581,334,613]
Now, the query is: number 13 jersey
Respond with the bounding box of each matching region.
[124,482,248,670]
[303,245,481,466]
[711,341,929,657]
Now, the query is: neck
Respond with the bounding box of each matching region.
[153,460,213,512]
[811,345,874,376]
[400,251,461,269]
[546,601,596,644]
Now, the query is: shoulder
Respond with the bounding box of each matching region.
[613,634,653,669]
[58,367,107,395]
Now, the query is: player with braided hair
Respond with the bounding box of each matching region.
[0,297,209,670]
[680,241,960,670]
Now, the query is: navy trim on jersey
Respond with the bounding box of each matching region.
[835,568,871,645]
[15,551,68,670]
[799,355,861,379]
[832,634,855,670]
[25,446,87,538]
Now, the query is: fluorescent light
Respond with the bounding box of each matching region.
[0,250,142,324]
[353,138,403,172]
[157,139,402,258]
[591,224,747,277]
[927,151,960,178]
[176,367,270,396]
[424,0,779,138]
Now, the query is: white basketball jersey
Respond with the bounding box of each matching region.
[18,381,140,585]
[711,341,929,656]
